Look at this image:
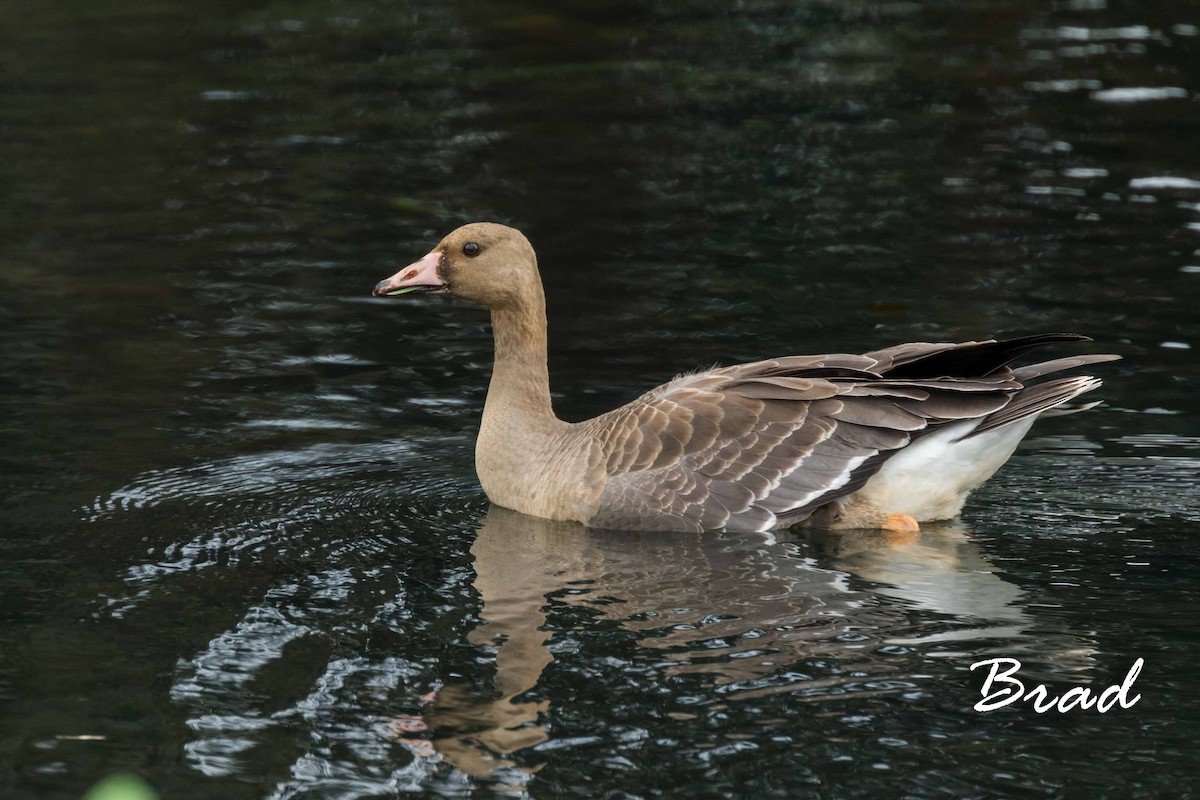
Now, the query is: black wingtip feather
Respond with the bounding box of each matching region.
[881,334,1092,380]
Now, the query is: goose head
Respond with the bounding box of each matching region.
[372,222,540,310]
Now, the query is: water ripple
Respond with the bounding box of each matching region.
[88,436,473,521]
[86,435,479,619]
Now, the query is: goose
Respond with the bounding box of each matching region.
[372,222,1118,533]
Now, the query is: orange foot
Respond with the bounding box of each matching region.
[882,513,920,543]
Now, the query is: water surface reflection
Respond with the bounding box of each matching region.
[405,507,1096,784]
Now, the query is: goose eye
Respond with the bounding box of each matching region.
[462,242,481,257]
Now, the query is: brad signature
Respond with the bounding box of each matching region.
[970,657,1144,713]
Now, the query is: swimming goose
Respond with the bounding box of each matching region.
[373,222,1118,533]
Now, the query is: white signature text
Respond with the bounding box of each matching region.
[970,657,1143,713]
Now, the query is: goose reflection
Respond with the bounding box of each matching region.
[400,506,1095,783]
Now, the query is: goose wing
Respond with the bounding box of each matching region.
[584,334,1109,532]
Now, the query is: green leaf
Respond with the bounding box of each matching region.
[83,773,158,800]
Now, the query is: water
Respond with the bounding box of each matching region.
[2,0,1199,797]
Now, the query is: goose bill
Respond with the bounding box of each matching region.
[373,251,446,297]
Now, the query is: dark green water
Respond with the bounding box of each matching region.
[2,1,1199,797]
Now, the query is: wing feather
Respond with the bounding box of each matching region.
[581,336,1115,531]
